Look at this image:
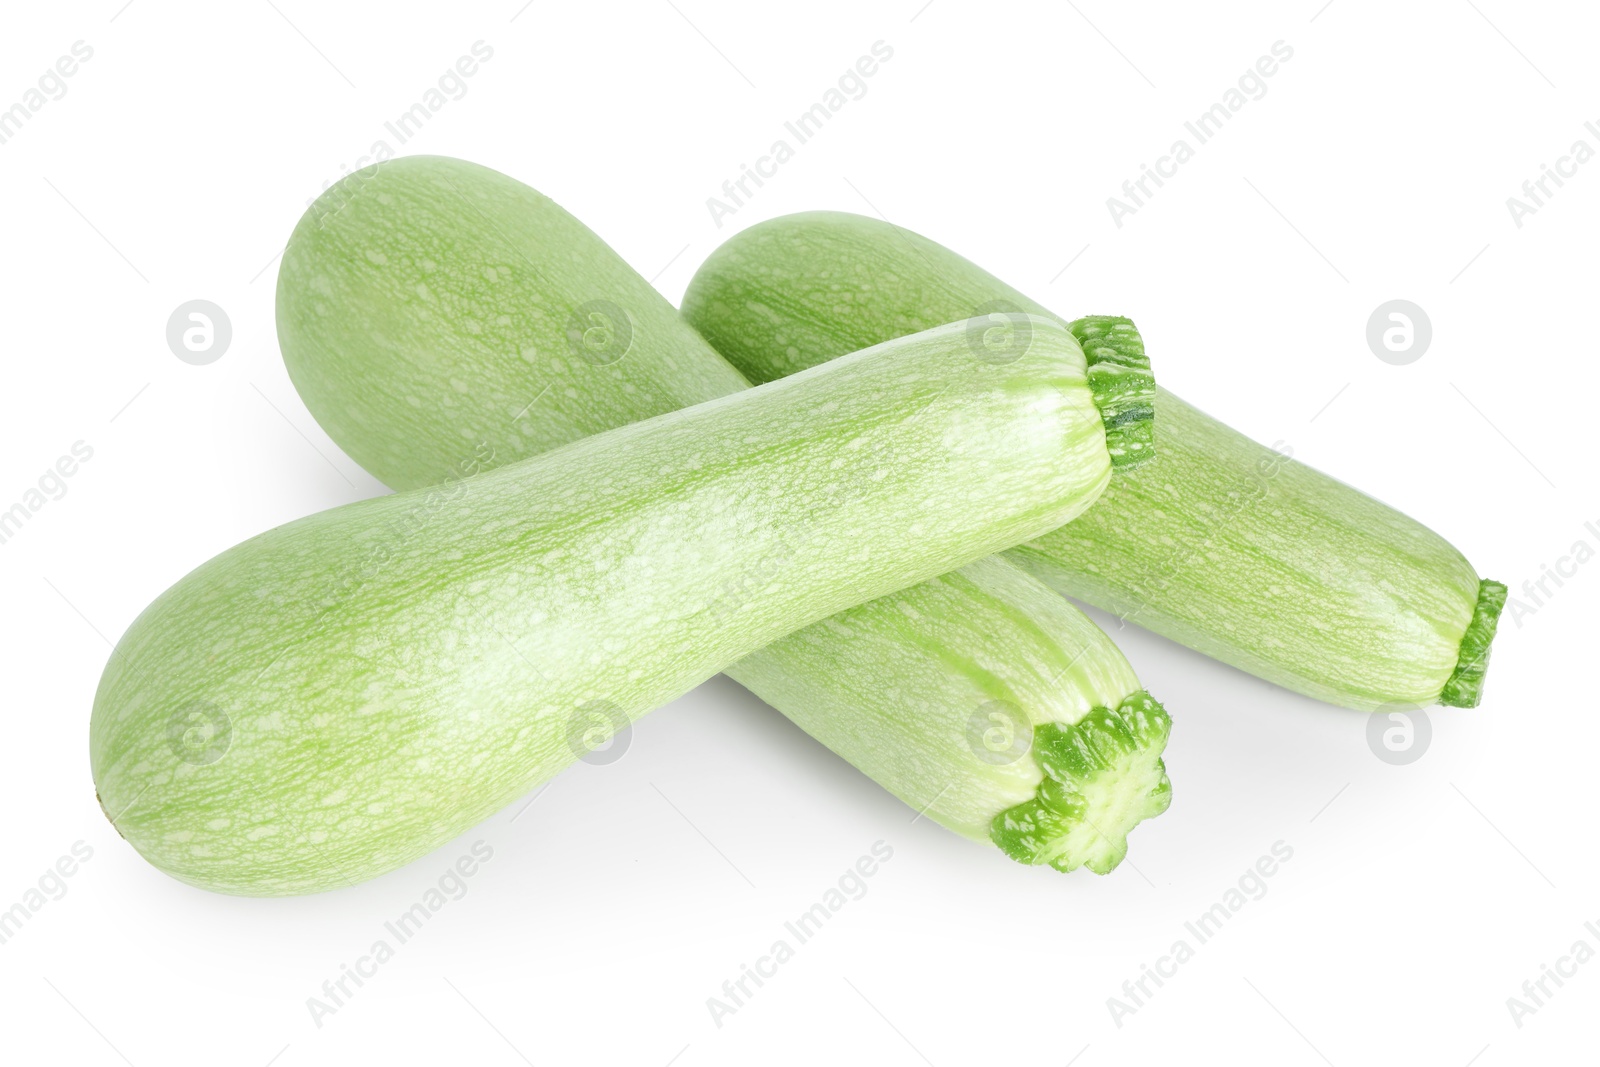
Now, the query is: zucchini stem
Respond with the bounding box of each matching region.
[989,691,1172,874]
[1067,316,1156,470]
[1439,578,1508,708]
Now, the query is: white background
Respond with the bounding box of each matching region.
[0,1,1593,1064]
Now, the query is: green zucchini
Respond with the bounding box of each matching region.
[681,212,1506,712]
[90,175,1144,897]
[271,156,1171,878]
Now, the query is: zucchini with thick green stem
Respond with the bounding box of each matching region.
[93,315,1117,895]
[272,156,1171,878]
[681,212,1506,713]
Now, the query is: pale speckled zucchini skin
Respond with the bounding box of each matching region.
[92,299,1112,896]
[681,212,1504,712]
[743,556,1132,838]
[267,157,1170,883]
[733,555,1168,875]
[280,159,749,489]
